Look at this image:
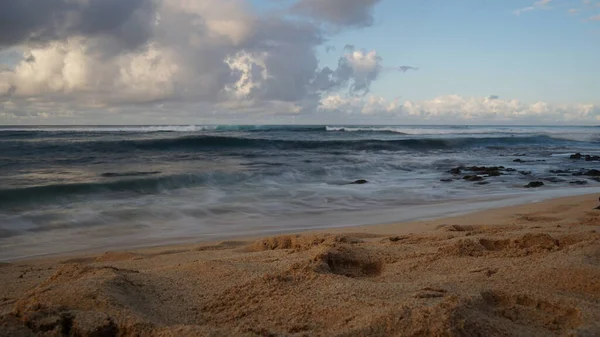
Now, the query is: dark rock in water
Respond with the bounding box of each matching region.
[449,167,462,175]
[101,171,161,178]
[505,168,516,172]
[463,175,484,182]
[513,159,545,163]
[519,171,532,176]
[440,178,454,182]
[468,166,504,172]
[551,169,571,174]
[525,181,544,188]
[465,166,508,176]
[350,179,368,185]
[584,169,600,177]
[591,177,600,182]
[476,181,490,185]
[569,153,600,161]
[570,180,588,185]
[570,153,583,159]
[544,177,566,183]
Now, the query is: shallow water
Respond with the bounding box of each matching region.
[1,125,599,260]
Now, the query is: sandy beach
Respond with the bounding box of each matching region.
[1,194,600,336]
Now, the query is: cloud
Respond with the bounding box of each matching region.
[292,0,381,27]
[318,94,600,124]
[0,0,397,119]
[514,0,552,15]
[397,66,419,73]
[589,14,600,20]
[0,0,156,50]
[311,46,384,96]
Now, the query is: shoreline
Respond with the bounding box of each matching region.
[1,193,599,336]
[4,187,600,263]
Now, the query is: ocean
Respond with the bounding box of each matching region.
[2,125,600,260]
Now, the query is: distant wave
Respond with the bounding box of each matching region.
[0,125,327,133]
[325,126,600,142]
[79,134,574,153]
[2,125,599,143]
[0,125,204,133]
[0,132,589,156]
[325,126,407,134]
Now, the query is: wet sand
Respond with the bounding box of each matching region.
[1,194,599,336]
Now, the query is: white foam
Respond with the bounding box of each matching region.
[0,125,212,132]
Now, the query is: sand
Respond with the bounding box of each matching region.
[1,194,600,336]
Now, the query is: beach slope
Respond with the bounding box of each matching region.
[1,194,600,336]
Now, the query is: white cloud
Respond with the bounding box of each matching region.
[0,0,389,119]
[0,0,597,125]
[318,94,600,124]
[514,0,552,15]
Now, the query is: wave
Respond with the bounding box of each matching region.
[0,125,327,134]
[0,132,586,156]
[0,173,245,206]
[0,125,204,133]
[325,126,600,142]
[101,171,162,178]
[89,134,571,153]
[325,126,407,134]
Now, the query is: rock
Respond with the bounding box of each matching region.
[583,169,600,177]
[505,168,517,172]
[550,169,571,175]
[519,171,532,176]
[468,166,504,172]
[476,181,490,185]
[524,181,544,188]
[440,178,454,182]
[569,153,600,161]
[513,159,547,164]
[463,175,484,182]
[466,166,506,176]
[544,177,565,183]
[448,167,462,175]
[570,180,588,185]
[570,153,583,159]
[350,179,368,185]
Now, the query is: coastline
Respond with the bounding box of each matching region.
[1,193,600,335]
[4,186,600,262]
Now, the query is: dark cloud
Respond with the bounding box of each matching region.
[397,66,418,72]
[310,46,382,96]
[0,0,155,49]
[0,0,391,121]
[292,0,381,27]
[488,95,500,100]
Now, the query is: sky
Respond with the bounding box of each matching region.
[0,0,599,125]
